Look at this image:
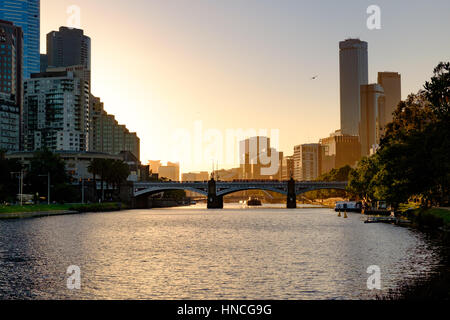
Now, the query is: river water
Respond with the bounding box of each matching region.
[0,204,444,300]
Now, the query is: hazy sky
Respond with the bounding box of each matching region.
[41,0,450,173]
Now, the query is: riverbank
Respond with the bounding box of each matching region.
[0,203,127,220]
[381,207,450,300]
[399,207,450,231]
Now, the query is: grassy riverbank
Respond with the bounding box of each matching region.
[402,207,450,230]
[0,202,127,219]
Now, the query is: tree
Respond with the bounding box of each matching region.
[88,159,103,201]
[0,151,23,202]
[26,149,72,203]
[351,62,450,208]
[88,159,130,202]
[348,156,380,202]
[423,62,450,121]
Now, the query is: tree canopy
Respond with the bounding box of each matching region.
[349,62,450,208]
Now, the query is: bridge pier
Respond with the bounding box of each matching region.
[287,178,297,209]
[207,178,223,209]
[207,194,223,209]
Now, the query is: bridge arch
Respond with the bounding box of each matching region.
[134,187,208,197]
[217,186,287,197]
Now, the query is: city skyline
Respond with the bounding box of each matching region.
[40,0,450,173]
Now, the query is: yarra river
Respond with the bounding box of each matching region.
[0,204,445,299]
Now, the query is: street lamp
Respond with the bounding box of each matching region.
[11,171,24,206]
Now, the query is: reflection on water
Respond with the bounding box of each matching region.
[0,204,443,299]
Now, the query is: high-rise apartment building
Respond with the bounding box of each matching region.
[0,0,40,79]
[23,70,90,152]
[46,27,91,71]
[360,84,385,157]
[0,19,22,151]
[293,144,322,181]
[377,72,401,131]
[90,95,140,160]
[339,39,368,136]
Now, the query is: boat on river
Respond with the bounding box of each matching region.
[334,201,362,213]
[246,197,262,206]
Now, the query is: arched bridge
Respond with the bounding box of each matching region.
[132,179,348,209]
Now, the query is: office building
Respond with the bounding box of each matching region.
[377,72,401,131]
[0,0,40,79]
[0,19,22,151]
[360,84,385,157]
[339,39,368,136]
[46,27,91,71]
[320,131,361,174]
[293,144,322,181]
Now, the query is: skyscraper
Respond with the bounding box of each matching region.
[46,27,91,71]
[0,19,22,151]
[339,39,369,136]
[360,84,385,157]
[0,0,40,79]
[377,72,401,131]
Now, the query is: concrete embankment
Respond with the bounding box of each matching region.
[0,210,79,220]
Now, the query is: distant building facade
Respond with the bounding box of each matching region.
[377,72,401,133]
[319,131,361,174]
[159,162,180,181]
[148,160,162,174]
[281,155,294,180]
[182,171,209,182]
[240,136,282,180]
[0,0,40,79]
[293,144,322,181]
[360,84,385,157]
[0,19,22,151]
[40,53,48,72]
[339,39,368,136]
[90,95,140,160]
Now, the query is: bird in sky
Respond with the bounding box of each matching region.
[311,75,319,80]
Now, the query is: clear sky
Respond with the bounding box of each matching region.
[41,0,450,173]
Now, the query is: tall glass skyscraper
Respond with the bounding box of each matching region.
[339,39,368,136]
[0,0,40,79]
